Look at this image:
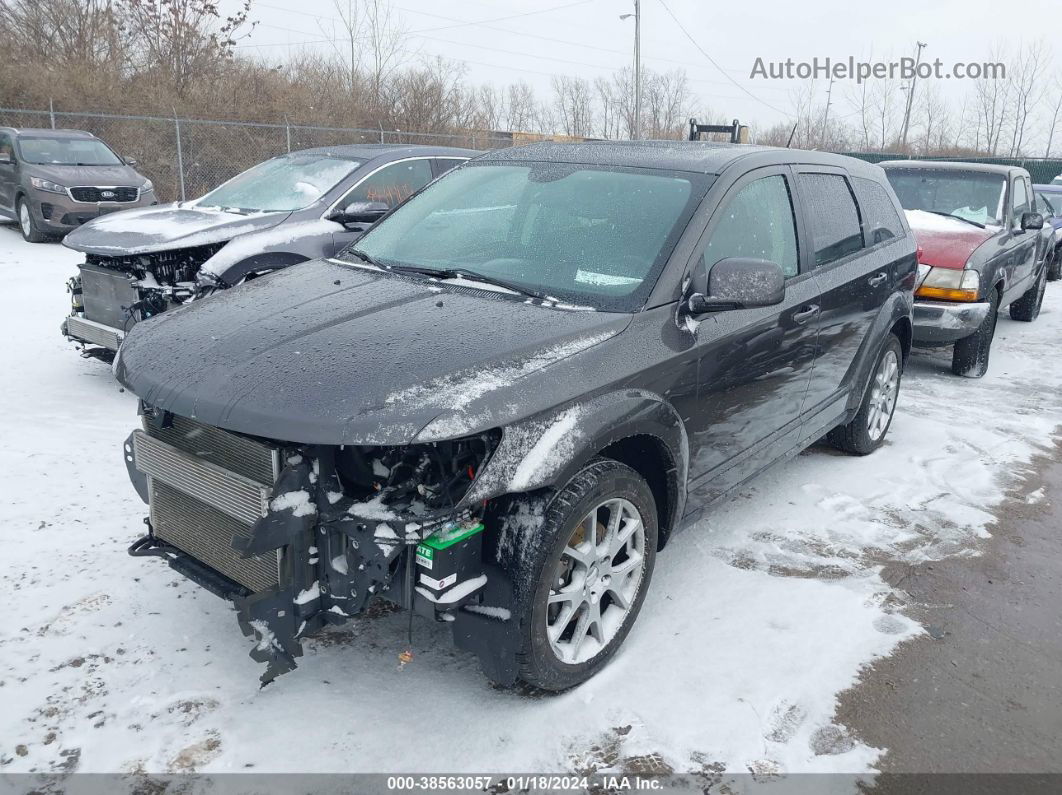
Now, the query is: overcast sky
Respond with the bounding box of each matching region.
[231,0,1059,148]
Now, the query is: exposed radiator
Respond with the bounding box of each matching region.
[137,414,283,592]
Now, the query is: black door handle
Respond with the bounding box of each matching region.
[793,304,820,324]
[868,272,887,287]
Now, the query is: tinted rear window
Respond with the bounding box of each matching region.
[798,173,864,267]
[852,177,905,245]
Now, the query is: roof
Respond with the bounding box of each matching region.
[0,126,98,138]
[478,140,886,176]
[286,143,480,161]
[1033,183,1062,191]
[881,159,1028,178]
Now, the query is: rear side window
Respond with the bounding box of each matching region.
[852,177,905,245]
[798,173,864,267]
[341,159,433,209]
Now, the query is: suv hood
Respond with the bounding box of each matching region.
[63,204,290,256]
[905,209,998,270]
[115,259,630,445]
[28,162,142,188]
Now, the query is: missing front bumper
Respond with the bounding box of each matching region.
[62,315,124,351]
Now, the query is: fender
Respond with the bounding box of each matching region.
[844,289,913,417]
[215,251,311,287]
[463,389,689,536]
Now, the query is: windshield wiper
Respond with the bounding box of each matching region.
[345,248,386,269]
[927,210,986,229]
[386,264,549,301]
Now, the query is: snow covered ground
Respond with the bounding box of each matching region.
[1,224,1061,778]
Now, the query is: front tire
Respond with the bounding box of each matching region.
[1047,246,1061,282]
[505,459,658,691]
[1009,266,1047,322]
[951,288,999,377]
[17,197,48,243]
[828,334,903,455]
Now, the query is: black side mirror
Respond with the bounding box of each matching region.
[0,151,13,165]
[1020,211,1044,231]
[329,200,389,227]
[686,257,786,315]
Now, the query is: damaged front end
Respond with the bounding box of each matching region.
[62,244,225,357]
[125,405,504,684]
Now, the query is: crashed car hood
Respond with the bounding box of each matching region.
[115,258,631,445]
[30,163,142,187]
[63,203,291,256]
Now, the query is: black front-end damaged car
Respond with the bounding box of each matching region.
[116,142,916,688]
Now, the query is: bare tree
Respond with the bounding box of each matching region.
[642,69,690,139]
[119,0,254,99]
[1006,40,1046,156]
[551,75,594,137]
[505,81,537,132]
[1044,74,1062,157]
[973,43,1011,155]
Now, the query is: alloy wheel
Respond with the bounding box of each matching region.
[546,498,646,665]
[19,202,32,237]
[866,349,899,441]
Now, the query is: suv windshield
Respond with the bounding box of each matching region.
[197,155,361,212]
[18,136,122,166]
[885,168,1007,226]
[346,162,709,312]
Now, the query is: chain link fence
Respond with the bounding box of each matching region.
[0,107,521,202]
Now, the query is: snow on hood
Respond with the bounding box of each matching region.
[904,209,997,270]
[114,258,630,446]
[62,203,291,256]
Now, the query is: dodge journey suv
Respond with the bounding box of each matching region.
[116,142,916,689]
[0,127,155,242]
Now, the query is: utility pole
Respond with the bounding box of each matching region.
[820,77,835,148]
[620,0,641,139]
[900,41,927,151]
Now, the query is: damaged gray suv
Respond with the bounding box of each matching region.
[117,142,915,689]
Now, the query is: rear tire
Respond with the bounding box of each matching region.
[17,197,47,243]
[951,288,999,378]
[828,334,903,456]
[1009,266,1047,322]
[503,459,658,691]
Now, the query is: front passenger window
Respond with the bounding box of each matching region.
[701,175,799,278]
[340,159,433,210]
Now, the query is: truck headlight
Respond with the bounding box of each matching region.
[29,177,66,194]
[915,267,980,302]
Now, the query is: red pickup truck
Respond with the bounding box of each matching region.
[881,161,1048,377]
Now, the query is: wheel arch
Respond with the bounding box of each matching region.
[889,315,912,367]
[465,390,689,545]
[598,433,679,549]
[215,251,311,286]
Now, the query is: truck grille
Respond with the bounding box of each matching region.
[70,186,139,203]
[135,414,283,592]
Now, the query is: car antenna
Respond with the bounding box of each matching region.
[786,122,799,148]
